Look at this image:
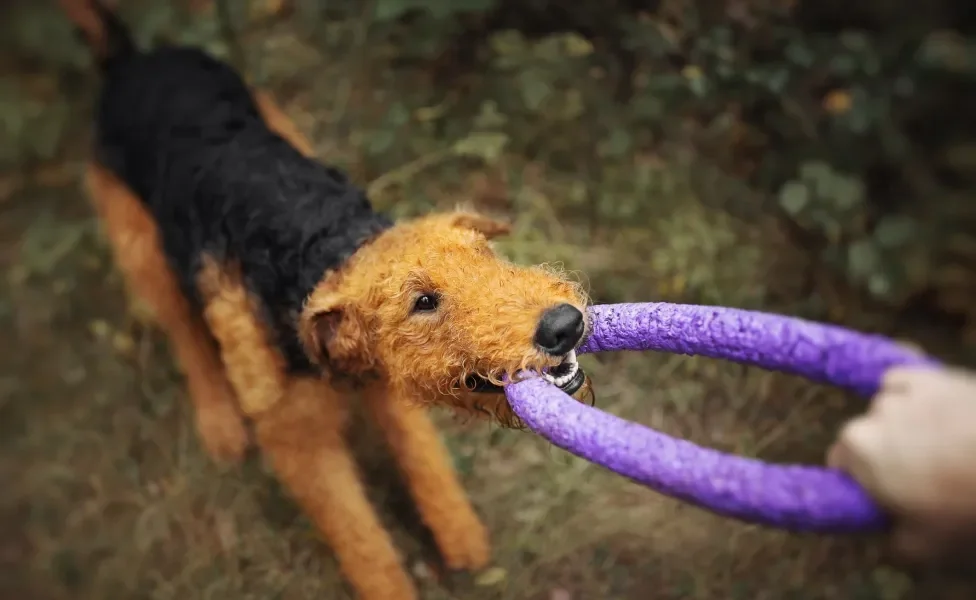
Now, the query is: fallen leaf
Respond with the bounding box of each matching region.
[823,89,852,115]
[89,319,110,339]
[112,331,135,356]
[549,588,572,600]
[214,510,238,553]
[411,560,432,580]
[474,566,507,587]
[563,34,594,57]
[681,65,703,80]
[453,132,510,164]
[250,0,289,20]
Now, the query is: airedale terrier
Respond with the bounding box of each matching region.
[61,2,592,599]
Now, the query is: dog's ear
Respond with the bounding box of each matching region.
[299,291,373,375]
[448,212,512,240]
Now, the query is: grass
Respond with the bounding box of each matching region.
[2,4,975,600]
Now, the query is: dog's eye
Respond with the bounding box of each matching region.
[413,294,439,313]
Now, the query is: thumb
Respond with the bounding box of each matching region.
[827,420,884,497]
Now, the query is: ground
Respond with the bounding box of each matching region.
[2,3,975,600]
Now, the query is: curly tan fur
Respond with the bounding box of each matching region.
[197,256,288,416]
[363,383,490,570]
[255,377,416,600]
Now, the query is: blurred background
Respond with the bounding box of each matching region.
[2,0,975,598]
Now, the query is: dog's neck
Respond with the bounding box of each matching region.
[296,201,393,296]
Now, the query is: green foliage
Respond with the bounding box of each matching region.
[373,0,495,21]
[778,161,867,243]
[611,5,975,313]
[452,131,510,162]
[777,159,933,303]
[2,0,974,320]
[488,30,593,121]
[0,78,71,167]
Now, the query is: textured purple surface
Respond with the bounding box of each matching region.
[507,302,941,532]
[580,303,938,397]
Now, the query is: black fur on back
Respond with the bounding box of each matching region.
[93,43,393,374]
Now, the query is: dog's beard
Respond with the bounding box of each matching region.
[455,350,595,430]
[462,350,583,395]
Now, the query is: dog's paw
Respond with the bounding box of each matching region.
[193,388,249,464]
[436,518,491,571]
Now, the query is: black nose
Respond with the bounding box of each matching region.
[534,303,585,356]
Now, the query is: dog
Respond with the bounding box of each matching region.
[59,2,592,599]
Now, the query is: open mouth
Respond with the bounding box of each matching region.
[541,350,584,393]
[465,351,585,396]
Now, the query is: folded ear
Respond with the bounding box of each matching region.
[299,291,372,376]
[448,211,512,240]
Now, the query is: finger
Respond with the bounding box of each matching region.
[869,388,907,417]
[930,366,976,396]
[827,419,885,496]
[878,366,916,394]
[882,364,959,395]
[825,437,852,470]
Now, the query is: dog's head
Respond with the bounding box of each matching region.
[298,210,592,426]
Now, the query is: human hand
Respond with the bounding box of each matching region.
[828,365,976,569]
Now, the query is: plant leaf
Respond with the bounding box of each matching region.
[453,132,510,164]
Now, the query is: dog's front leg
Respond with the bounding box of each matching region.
[85,164,248,464]
[255,377,417,600]
[364,384,491,571]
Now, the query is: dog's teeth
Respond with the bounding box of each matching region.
[552,359,579,387]
[540,351,579,387]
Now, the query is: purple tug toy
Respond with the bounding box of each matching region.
[504,303,940,533]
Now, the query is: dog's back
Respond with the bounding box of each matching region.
[93,45,266,192]
[66,1,392,370]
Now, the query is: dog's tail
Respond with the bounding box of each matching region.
[58,0,136,70]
